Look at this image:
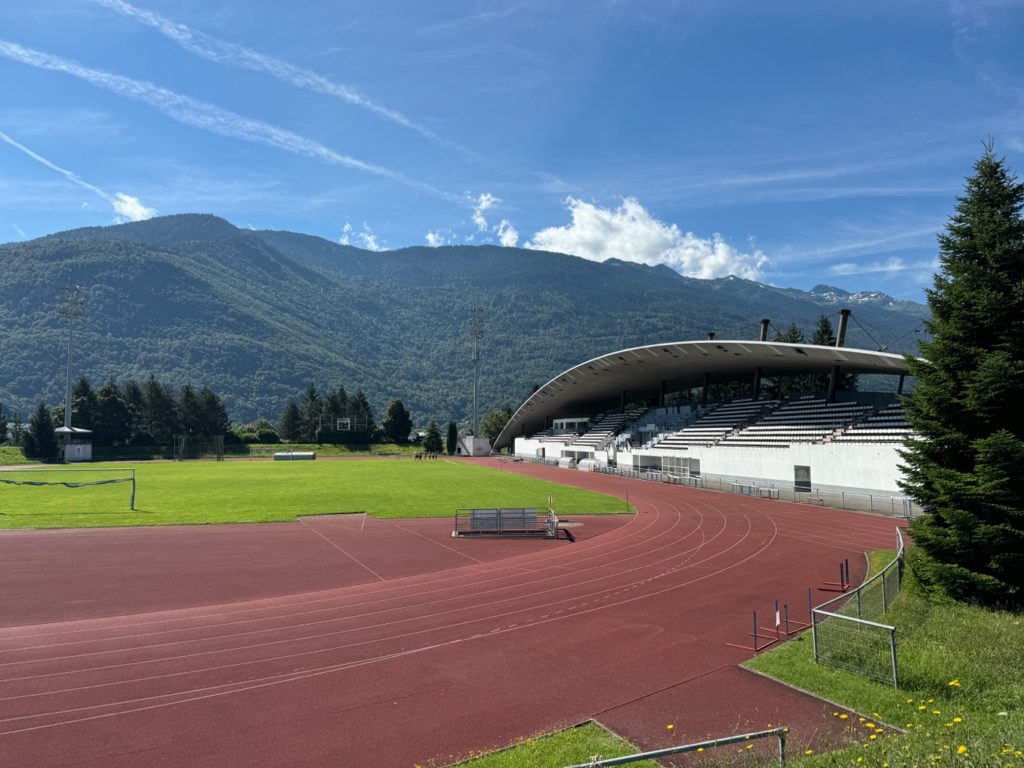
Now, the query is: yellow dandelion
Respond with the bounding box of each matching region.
[666,724,674,730]
[906,698,914,704]
[870,734,878,740]
[932,710,941,715]
[948,680,960,687]
[840,714,849,720]
[804,749,814,755]
[919,705,927,711]
[697,747,703,753]
[957,746,967,755]
[953,717,962,723]
[746,744,753,750]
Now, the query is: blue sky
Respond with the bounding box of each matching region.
[1,0,1022,300]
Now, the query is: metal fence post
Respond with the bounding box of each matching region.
[881,571,888,612]
[778,729,787,766]
[890,626,899,689]
[811,611,819,662]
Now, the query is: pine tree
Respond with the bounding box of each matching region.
[22,401,58,460]
[380,399,412,444]
[299,383,322,442]
[900,146,1024,607]
[0,402,7,445]
[422,421,443,454]
[446,421,458,455]
[142,376,180,444]
[278,401,302,442]
[94,379,131,446]
[71,375,99,431]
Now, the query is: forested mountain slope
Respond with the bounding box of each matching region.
[0,214,927,424]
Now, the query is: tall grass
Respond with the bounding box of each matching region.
[747,552,1024,767]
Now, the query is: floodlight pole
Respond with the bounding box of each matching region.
[59,286,83,429]
[471,309,484,436]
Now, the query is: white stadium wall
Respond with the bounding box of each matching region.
[513,436,907,494]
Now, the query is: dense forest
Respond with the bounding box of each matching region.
[0,214,927,426]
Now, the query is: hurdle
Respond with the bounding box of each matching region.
[725,609,781,652]
[819,559,851,593]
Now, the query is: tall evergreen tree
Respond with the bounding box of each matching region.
[278,401,302,442]
[71,376,99,431]
[299,383,322,442]
[900,146,1024,607]
[142,375,180,444]
[94,379,131,447]
[446,421,458,455]
[422,421,443,454]
[22,400,58,460]
[178,383,202,435]
[810,315,837,391]
[322,386,349,431]
[348,390,375,436]
[121,379,145,443]
[380,399,412,444]
[0,402,7,445]
[197,387,230,436]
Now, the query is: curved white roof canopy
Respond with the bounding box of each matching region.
[493,340,910,450]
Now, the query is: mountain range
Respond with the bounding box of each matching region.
[0,214,928,426]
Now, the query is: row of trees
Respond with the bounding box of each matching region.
[276,384,376,443]
[5,376,232,459]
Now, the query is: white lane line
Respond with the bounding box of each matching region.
[298,520,385,582]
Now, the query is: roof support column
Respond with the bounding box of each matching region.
[897,373,906,395]
[660,380,667,407]
[701,373,710,406]
[752,366,763,400]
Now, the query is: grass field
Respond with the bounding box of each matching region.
[451,722,658,768]
[0,459,629,529]
[746,551,1024,767]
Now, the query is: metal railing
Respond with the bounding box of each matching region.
[811,529,905,687]
[564,726,789,767]
[583,464,922,518]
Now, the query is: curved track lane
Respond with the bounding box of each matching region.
[0,462,903,767]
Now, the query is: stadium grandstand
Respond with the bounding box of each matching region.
[494,312,917,499]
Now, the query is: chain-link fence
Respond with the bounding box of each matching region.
[812,529,905,687]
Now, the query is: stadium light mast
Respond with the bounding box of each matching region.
[58,285,83,429]
[471,309,484,436]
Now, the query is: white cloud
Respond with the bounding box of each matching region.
[425,230,446,247]
[472,192,499,231]
[496,219,519,247]
[112,192,156,222]
[12,224,26,238]
[0,40,456,201]
[339,221,384,251]
[830,257,938,276]
[0,127,155,222]
[526,197,767,280]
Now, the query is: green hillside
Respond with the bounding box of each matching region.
[0,214,927,425]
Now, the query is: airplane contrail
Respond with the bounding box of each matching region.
[0,40,461,202]
[94,0,476,158]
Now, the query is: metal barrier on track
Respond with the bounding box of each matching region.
[563,726,789,767]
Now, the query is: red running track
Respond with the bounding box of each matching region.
[0,460,904,767]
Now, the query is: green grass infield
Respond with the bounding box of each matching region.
[0,459,630,529]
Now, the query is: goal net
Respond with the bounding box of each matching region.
[0,467,136,517]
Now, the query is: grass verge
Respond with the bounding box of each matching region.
[745,552,1023,767]
[447,722,659,768]
[0,459,629,528]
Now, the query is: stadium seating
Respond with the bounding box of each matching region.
[833,403,915,443]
